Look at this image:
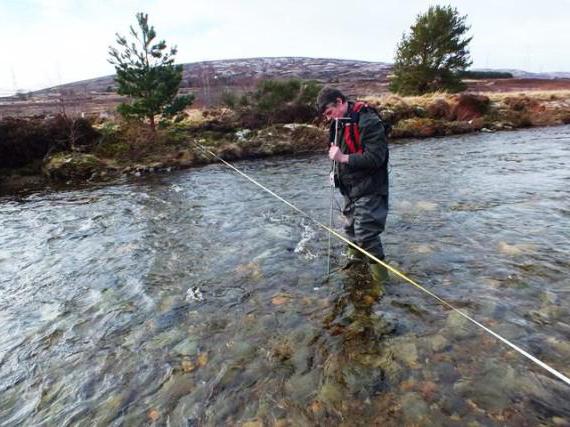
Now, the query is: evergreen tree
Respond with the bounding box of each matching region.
[389,6,472,95]
[108,13,193,129]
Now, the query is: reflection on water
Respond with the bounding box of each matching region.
[1,126,569,425]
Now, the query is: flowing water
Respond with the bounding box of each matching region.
[1,126,569,426]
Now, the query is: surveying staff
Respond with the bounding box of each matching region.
[316,87,390,292]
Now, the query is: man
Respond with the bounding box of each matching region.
[316,87,390,291]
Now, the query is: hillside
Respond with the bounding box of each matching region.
[36,57,391,94]
[2,57,570,117]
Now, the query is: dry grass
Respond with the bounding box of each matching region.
[363,92,454,109]
[483,90,570,102]
[364,89,570,108]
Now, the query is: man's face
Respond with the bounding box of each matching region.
[323,98,348,121]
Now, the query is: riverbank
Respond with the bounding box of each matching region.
[2,90,570,195]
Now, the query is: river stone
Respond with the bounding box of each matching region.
[291,346,311,372]
[232,341,257,360]
[547,337,570,358]
[342,365,384,396]
[392,341,419,368]
[435,362,461,384]
[440,394,470,417]
[444,311,474,339]
[540,290,558,305]
[493,322,526,340]
[454,360,517,411]
[318,382,343,405]
[400,392,429,423]
[285,372,318,402]
[173,338,199,356]
[426,334,449,352]
[146,330,184,350]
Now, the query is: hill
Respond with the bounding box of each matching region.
[2,57,570,117]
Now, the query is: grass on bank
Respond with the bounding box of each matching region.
[3,87,570,184]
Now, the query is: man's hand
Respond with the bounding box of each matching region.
[328,144,349,163]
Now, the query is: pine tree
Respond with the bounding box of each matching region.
[389,6,473,95]
[108,13,193,130]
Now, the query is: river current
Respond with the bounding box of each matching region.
[1,126,569,425]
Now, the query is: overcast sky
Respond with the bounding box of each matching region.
[2,0,570,95]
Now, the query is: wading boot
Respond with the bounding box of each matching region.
[342,245,365,270]
[369,263,390,298]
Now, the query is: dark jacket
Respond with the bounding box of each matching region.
[331,102,389,198]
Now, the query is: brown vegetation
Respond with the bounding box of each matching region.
[451,94,490,121]
[0,115,99,169]
[2,83,570,195]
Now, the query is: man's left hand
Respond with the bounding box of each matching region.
[329,144,349,163]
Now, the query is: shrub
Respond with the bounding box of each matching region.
[0,115,100,169]
[244,79,323,126]
[503,96,539,112]
[427,98,452,119]
[238,94,250,107]
[509,112,533,128]
[48,115,100,150]
[459,71,513,79]
[375,97,417,124]
[451,94,490,121]
[0,118,49,168]
[221,90,239,109]
[94,120,158,161]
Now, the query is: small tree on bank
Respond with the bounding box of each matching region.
[389,6,472,95]
[108,13,193,130]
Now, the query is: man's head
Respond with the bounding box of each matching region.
[316,87,348,121]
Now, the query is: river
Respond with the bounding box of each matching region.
[1,126,569,426]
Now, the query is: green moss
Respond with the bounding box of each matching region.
[43,153,112,180]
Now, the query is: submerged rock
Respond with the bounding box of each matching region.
[400,392,429,423]
[454,360,517,411]
[425,334,449,352]
[317,382,343,405]
[443,311,475,339]
[497,241,535,256]
[173,338,199,356]
[285,371,319,402]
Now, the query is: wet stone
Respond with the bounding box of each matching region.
[454,360,517,411]
[547,337,570,358]
[285,371,319,402]
[318,382,344,405]
[440,394,470,417]
[232,341,257,360]
[342,365,384,397]
[391,340,419,368]
[552,417,570,426]
[444,311,475,339]
[425,334,449,352]
[435,362,461,384]
[146,330,184,351]
[400,392,429,423]
[173,338,199,356]
[291,347,311,373]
